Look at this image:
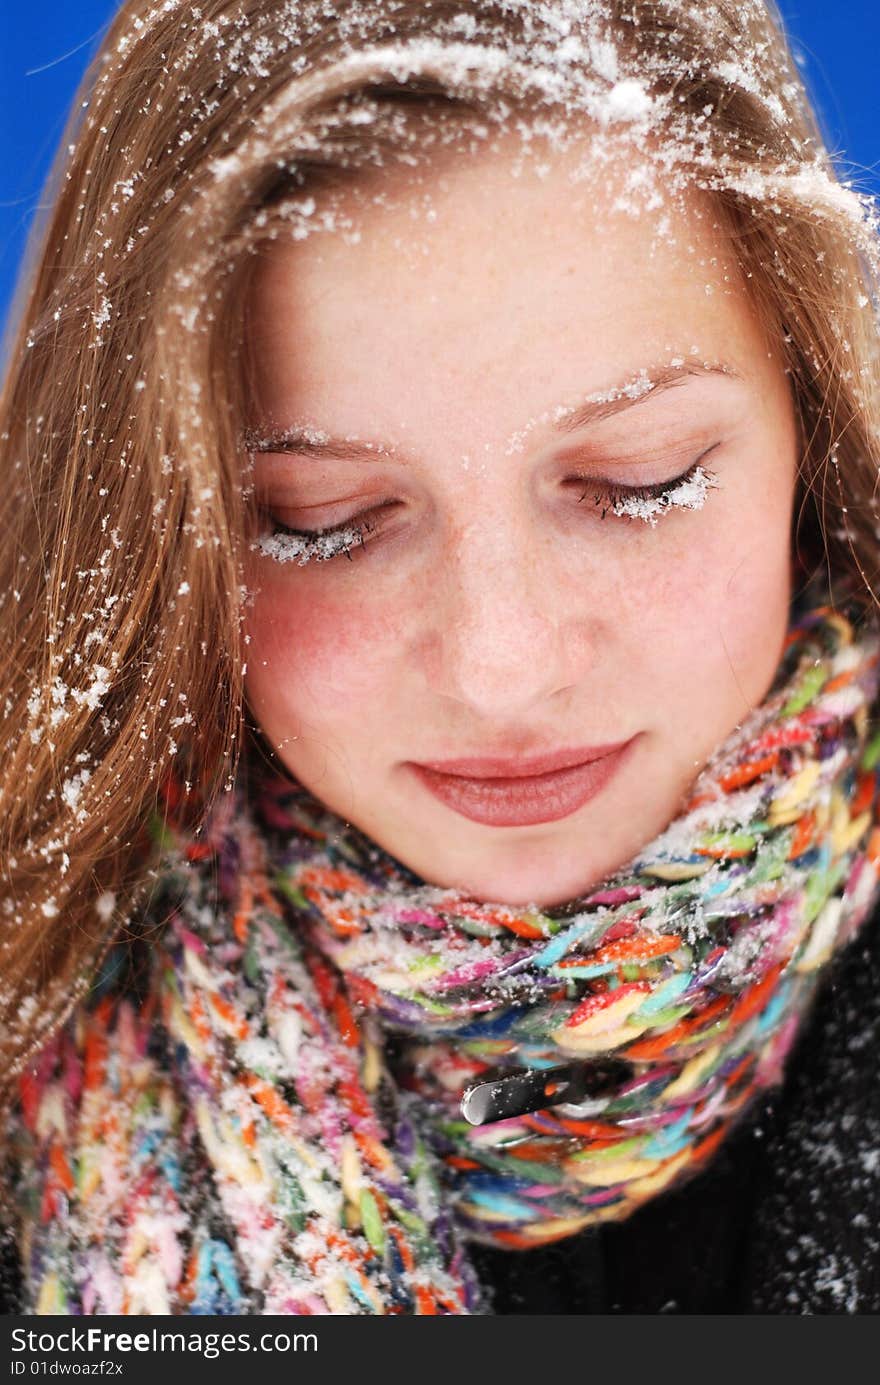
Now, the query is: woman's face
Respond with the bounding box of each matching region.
[242,134,799,907]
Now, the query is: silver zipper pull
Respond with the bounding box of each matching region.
[460,1059,630,1126]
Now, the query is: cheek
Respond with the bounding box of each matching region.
[715,494,794,666]
[625,483,792,694]
[685,529,792,760]
[243,573,400,724]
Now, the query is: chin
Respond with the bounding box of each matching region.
[373,791,632,908]
[427,850,612,911]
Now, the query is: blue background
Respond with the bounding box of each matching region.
[2,3,879,335]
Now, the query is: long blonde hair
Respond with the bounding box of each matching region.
[2,0,880,1120]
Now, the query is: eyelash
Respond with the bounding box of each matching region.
[253,454,719,566]
[579,457,719,521]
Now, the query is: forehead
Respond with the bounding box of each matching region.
[245,130,767,447]
[249,125,739,300]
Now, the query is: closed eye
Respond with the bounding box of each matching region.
[251,503,394,565]
[573,446,721,523]
[250,445,722,566]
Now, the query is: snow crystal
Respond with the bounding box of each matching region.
[71,665,113,712]
[601,78,654,126]
[95,891,116,923]
[91,297,112,331]
[61,769,92,821]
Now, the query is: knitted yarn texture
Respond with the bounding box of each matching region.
[9,594,880,1314]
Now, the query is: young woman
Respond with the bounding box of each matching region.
[2,0,880,1314]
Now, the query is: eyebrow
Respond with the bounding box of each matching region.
[244,361,743,462]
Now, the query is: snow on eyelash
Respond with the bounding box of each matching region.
[250,459,719,567]
[250,519,373,564]
[593,462,719,526]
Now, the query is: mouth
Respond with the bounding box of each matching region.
[415,741,632,778]
[407,736,639,828]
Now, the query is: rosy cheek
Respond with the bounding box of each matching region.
[244,576,399,714]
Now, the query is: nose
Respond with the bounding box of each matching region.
[419,517,595,717]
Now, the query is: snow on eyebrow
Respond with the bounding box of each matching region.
[502,359,739,457]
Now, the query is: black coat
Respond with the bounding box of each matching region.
[2,905,879,1315]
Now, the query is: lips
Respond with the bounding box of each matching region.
[408,737,638,828]
[416,742,632,779]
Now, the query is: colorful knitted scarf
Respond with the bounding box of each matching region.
[9,589,880,1314]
